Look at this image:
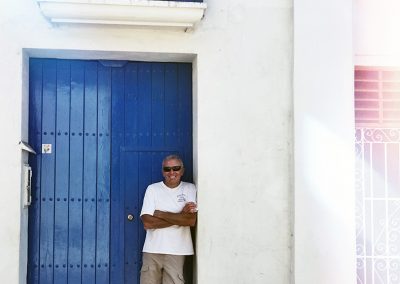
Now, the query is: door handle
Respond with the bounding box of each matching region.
[127,214,134,221]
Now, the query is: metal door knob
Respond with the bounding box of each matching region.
[127,214,134,221]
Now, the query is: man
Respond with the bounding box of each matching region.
[140,155,197,284]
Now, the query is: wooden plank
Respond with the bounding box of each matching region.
[68,60,85,284]
[28,58,43,284]
[96,63,111,284]
[110,67,125,284]
[137,63,152,148]
[136,64,154,278]
[40,59,57,284]
[151,63,165,148]
[124,152,139,283]
[82,61,98,284]
[53,60,70,284]
[151,152,164,186]
[165,63,178,147]
[137,152,152,283]
[134,61,154,281]
[125,62,138,148]
[178,63,193,182]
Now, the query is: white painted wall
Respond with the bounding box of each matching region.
[294,1,356,283]
[354,0,400,66]
[0,0,293,283]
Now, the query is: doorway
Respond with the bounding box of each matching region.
[27,59,193,284]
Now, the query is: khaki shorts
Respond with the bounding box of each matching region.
[140,253,185,284]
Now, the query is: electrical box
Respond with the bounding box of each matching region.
[23,164,32,207]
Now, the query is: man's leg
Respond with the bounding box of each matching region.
[162,255,185,284]
[140,253,163,284]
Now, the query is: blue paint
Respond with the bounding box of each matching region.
[82,61,98,284]
[40,59,56,284]
[28,59,193,284]
[54,60,70,284]
[151,63,165,148]
[179,63,193,182]
[110,67,125,284]
[68,60,85,284]
[96,64,111,284]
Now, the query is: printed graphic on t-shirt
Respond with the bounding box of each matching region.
[177,193,187,203]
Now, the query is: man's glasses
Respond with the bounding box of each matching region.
[163,166,182,172]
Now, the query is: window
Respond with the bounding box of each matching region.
[355,66,400,283]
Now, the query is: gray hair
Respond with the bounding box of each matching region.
[162,154,184,168]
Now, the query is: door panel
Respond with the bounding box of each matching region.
[28,59,193,284]
[68,61,84,284]
[40,60,56,284]
[96,64,111,284]
[110,66,125,284]
[54,60,70,284]
[82,61,98,284]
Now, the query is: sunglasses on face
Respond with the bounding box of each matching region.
[163,166,182,172]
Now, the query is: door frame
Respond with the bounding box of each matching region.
[21,48,199,284]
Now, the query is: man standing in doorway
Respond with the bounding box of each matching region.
[140,155,197,284]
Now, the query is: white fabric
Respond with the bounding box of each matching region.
[141,181,197,255]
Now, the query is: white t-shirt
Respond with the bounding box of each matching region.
[140,181,197,255]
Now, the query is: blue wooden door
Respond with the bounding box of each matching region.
[28,59,193,284]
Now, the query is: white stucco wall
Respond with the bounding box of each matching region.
[294,0,356,283]
[354,0,400,66]
[0,1,293,283]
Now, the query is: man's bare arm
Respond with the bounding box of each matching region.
[181,202,197,214]
[154,210,197,227]
[141,214,173,230]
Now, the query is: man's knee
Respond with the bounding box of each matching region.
[140,263,163,284]
[162,255,185,284]
[162,270,185,284]
[141,253,163,284]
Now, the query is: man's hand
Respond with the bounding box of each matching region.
[182,202,198,214]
